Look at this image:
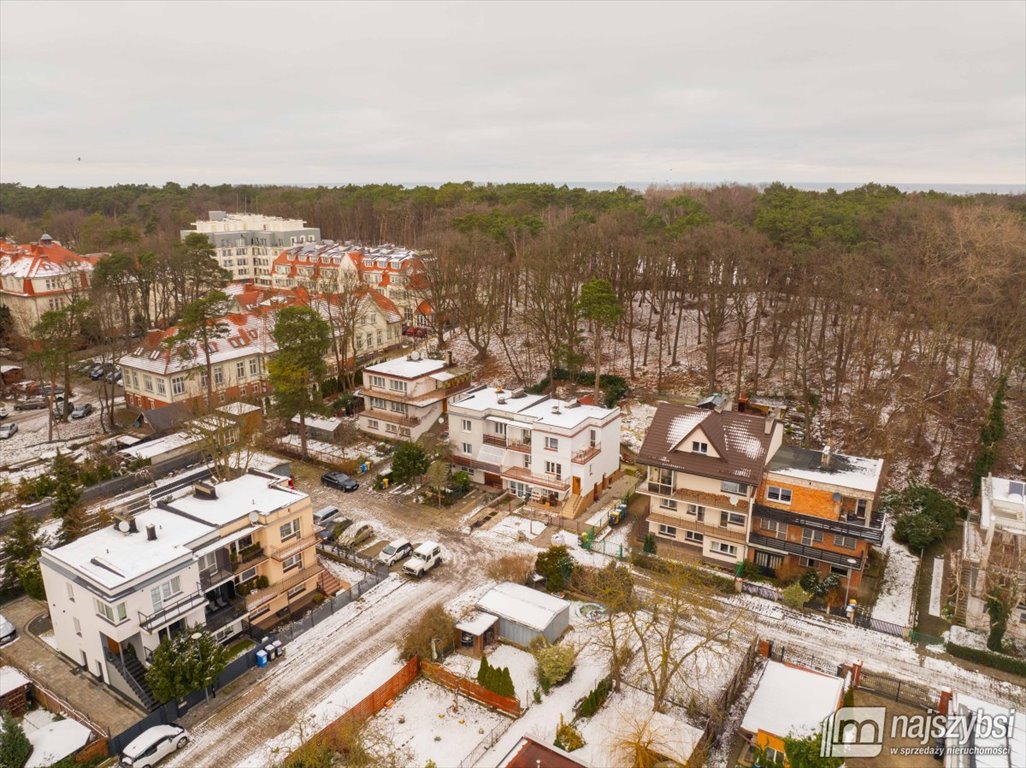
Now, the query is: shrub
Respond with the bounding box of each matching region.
[451,471,472,493]
[554,715,585,752]
[486,553,535,585]
[0,711,32,768]
[642,533,656,554]
[577,677,612,719]
[535,545,574,592]
[477,655,516,698]
[886,486,961,553]
[532,639,577,690]
[256,575,270,589]
[945,643,1026,676]
[400,603,456,661]
[782,582,812,610]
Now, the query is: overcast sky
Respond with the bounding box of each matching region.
[1,1,1023,188]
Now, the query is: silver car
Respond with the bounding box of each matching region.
[0,614,16,645]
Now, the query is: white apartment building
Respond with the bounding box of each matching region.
[182,211,320,285]
[447,385,621,510]
[39,471,320,709]
[356,352,471,442]
[962,474,1026,641]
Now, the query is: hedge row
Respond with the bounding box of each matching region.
[946,642,1026,676]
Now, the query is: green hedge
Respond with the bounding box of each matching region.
[946,642,1026,676]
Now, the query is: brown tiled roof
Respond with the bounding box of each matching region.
[637,403,773,486]
[499,737,589,768]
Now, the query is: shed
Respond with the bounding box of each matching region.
[141,402,192,436]
[454,611,498,658]
[0,665,32,716]
[290,413,345,442]
[476,582,571,646]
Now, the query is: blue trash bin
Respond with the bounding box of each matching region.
[256,650,268,668]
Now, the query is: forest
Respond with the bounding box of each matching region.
[1,180,1024,498]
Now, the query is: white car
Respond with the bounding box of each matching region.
[378,538,413,567]
[0,422,17,439]
[120,723,189,767]
[403,541,443,577]
[0,614,16,645]
[0,406,10,419]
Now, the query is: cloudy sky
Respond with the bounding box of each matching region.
[1,1,1023,188]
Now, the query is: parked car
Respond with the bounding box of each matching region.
[88,365,106,380]
[321,471,359,492]
[318,517,354,543]
[338,521,374,549]
[38,384,64,396]
[403,326,429,337]
[0,406,9,419]
[14,398,45,411]
[120,723,190,767]
[106,370,123,384]
[378,538,413,567]
[53,400,75,418]
[403,541,443,577]
[0,422,18,439]
[312,505,341,528]
[0,613,16,644]
[70,402,94,419]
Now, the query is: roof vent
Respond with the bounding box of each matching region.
[497,396,507,404]
[820,445,832,469]
[510,388,525,399]
[566,399,580,409]
[40,233,53,244]
[193,481,217,500]
[146,524,157,541]
[551,403,561,414]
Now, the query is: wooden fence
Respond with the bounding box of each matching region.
[688,636,760,767]
[421,660,522,717]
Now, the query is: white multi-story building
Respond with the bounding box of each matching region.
[356,352,471,442]
[447,385,621,509]
[962,474,1026,641]
[182,211,320,285]
[39,471,321,709]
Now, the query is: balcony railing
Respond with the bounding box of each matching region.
[753,503,883,545]
[501,466,569,492]
[749,533,866,569]
[571,445,601,464]
[482,433,507,447]
[233,545,267,573]
[507,440,532,453]
[199,565,235,591]
[268,533,319,562]
[362,407,420,427]
[246,564,323,611]
[450,453,501,473]
[138,590,208,632]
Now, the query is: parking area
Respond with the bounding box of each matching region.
[0,596,145,735]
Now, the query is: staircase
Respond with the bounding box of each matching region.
[319,569,346,597]
[107,648,158,710]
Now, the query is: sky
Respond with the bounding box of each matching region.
[1,1,1024,188]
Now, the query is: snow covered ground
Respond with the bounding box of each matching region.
[276,434,389,467]
[486,514,546,542]
[21,710,92,768]
[318,556,367,589]
[929,556,945,617]
[872,520,919,626]
[620,402,657,453]
[443,643,539,708]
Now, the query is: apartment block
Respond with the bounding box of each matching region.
[356,352,471,442]
[39,471,321,709]
[448,385,621,508]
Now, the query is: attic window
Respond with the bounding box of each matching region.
[1010,481,1025,497]
[134,347,144,356]
[691,441,708,454]
[149,351,161,360]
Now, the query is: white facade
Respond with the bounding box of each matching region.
[447,385,621,505]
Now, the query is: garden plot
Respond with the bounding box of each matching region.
[486,514,546,542]
[443,643,539,707]
[372,678,508,767]
[872,520,919,626]
[276,435,389,467]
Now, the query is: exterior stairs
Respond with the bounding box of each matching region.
[107,648,158,710]
[319,569,345,597]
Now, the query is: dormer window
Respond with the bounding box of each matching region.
[691,441,708,454]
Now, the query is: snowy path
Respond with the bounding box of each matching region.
[872,520,919,626]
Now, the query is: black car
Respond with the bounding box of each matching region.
[321,471,359,492]
[317,517,354,543]
[88,365,106,380]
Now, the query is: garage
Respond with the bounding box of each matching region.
[476,582,571,646]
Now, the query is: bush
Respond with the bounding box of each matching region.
[400,603,456,661]
[451,471,472,493]
[392,441,429,484]
[642,533,656,554]
[577,677,612,719]
[0,711,32,768]
[532,639,577,691]
[946,643,1026,676]
[536,545,575,592]
[554,715,585,752]
[886,486,961,553]
[782,582,812,610]
[486,553,535,585]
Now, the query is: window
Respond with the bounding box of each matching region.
[388,379,407,393]
[131,371,139,388]
[523,454,531,468]
[250,382,260,395]
[710,541,738,557]
[685,530,704,544]
[95,598,128,624]
[764,747,784,765]
[287,584,306,598]
[386,423,398,434]
[367,419,379,430]
[691,440,708,454]
[545,461,562,479]
[659,498,678,511]
[686,504,705,521]
[462,419,472,432]
[73,617,82,636]
[280,519,301,541]
[720,510,747,527]
[237,361,246,379]
[172,377,185,395]
[657,524,677,538]
[462,443,472,454]
[721,480,748,495]
[214,367,224,386]
[767,486,792,504]
[760,518,787,538]
[238,567,257,583]
[355,335,364,350]
[149,576,182,612]
[754,551,783,569]
[143,375,153,392]
[800,556,817,568]
[156,379,167,395]
[66,582,74,601]
[833,534,857,550]
[200,371,209,387]
[249,358,259,376]
[545,436,559,451]
[802,528,824,546]
[493,422,506,435]
[217,391,226,404]
[376,330,383,346]
[282,553,302,573]
[589,429,597,448]
[830,565,850,576]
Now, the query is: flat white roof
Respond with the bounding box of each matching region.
[44,508,213,590]
[741,660,844,740]
[119,431,201,461]
[981,475,1026,533]
[0,666,31,695]
[291,414,344,432]
[950,692,1026,768]
[167,472,304,527]
[218,402,262,415]
[456,611,499,636]
[194,525,261,557]
[769,452,885,494]
[452,386,618,430]
[364,356,448,378]
[476,582,570,632]
[519,397,619,430]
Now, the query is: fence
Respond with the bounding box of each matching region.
[688,637,760,766]
[459,714,518,768]
[741,581,781,601]
[853,609,908,638]
[421,660,523,717]
[858,668,933,708]
[317,543,390,578]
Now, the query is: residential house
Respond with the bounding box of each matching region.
[356,352,471,442]
[749,444,885,591]
[182,211,320,285]
[961,474,1026,641]
[448,385,621,509]
[938,688,1025,768]
[39,471,321,709]
[0,235,102,336]
[636,402,783,569]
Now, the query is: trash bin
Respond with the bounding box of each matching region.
[265,644,275,661]
[272,640,283,658]
[256,650,268,668]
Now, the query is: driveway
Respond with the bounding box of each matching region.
[0,595,145,735]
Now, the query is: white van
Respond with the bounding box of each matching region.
[403,541,443,577]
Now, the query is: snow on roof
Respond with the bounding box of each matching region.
[25,718,92,768]
[246,451,291,474]
[430,371,457,382]
[949,692,1026,768]
[218,402,262,415]
[451,387,547,416]
[119,430,202,461]
[167,472,304,527]
[768,445,884,494]
[364,356,449,378]
[741,660,844,740]
[456,611,499,636]
[519,398,619,430]
[0,666,31,695]
[980,475,1026,534]
[451,387,617,430]
[43,508,214,591]
[291,414,343,432]
[194,525,262,557]
[665,410,709,449]
[476,582,570,632]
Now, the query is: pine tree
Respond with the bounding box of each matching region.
[145,629,228,703]
[50,451,82,544]
[0,711,33,768]
[0,509,43,592]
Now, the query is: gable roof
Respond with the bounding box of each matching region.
[142,402,192,434]
[638,403,773,485]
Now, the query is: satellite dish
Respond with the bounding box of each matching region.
[248,511,260,524]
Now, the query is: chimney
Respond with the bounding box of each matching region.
[146,524,157,541]
[938,688,953,716]
[551,403,561,415]
[446,350,453,366]
[758,639,773,658]
[128,517,138,534]
[145,328,164,347]
[764,414,775,435]
[821,445,833,469]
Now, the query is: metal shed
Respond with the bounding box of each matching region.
[476,582,571,646]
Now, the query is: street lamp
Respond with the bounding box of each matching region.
[843,557,859,618]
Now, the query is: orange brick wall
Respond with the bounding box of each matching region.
[758,481,839,519]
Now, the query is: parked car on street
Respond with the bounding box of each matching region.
[0,406,9,419]
[88,365,106,380]
[0,613,16,644]
[403,541,443,577]
[14,399,45,411]
[70,402,94,419]
[338,521,374,549]
[120,723,190,767]
[53,400,75,418]
[321,471,359,492]
[313,505,341,528]
[0,422,18,439]
[378,538,413,567]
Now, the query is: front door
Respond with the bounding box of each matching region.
[572,476,581,495]
[106,635,120,655]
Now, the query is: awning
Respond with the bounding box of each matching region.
[456,612,498,636]
[193,525,262,557]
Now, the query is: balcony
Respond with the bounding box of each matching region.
[233,544,267,573]
[648,511,748,544]
[501,466,569,492]
[450,453,501,474]
[571,445,601,465]
[754,503,883,545]
[362,407,420,427]
[268,533,319,561]
[482,433,507,447]
[507,440,532,454]
[246,564,323,611]
[749,533,866,569]
[205,598,247,631]
[139,591,208,632]
[199,564,235,591]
